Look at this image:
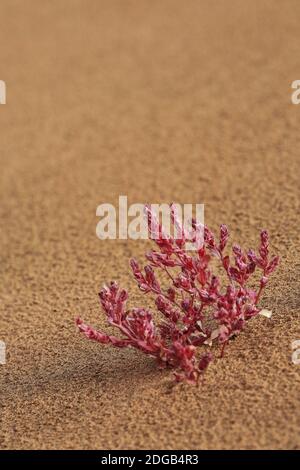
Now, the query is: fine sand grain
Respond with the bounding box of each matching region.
[0,0,300,450]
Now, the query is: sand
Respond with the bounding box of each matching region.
[0,0,300,450]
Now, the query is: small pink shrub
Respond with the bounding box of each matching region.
[77,204,279,384]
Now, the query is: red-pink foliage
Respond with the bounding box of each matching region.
[77,205,279,384]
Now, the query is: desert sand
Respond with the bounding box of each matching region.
[0,0,299,450]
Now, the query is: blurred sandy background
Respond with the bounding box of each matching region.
[0,0,300,449]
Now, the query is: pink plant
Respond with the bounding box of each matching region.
[76,205,279,384]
